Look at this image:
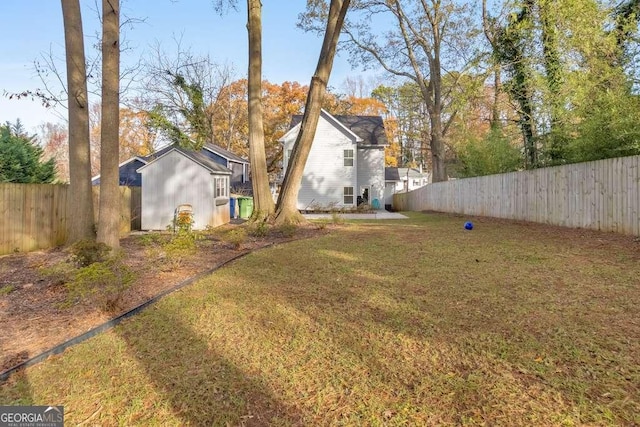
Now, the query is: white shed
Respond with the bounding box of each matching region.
[137,146,232,230]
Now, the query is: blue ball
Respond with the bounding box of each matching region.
[464,221,473,230]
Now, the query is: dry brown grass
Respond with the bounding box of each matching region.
[1,212,638,425]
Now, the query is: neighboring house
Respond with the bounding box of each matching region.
[92,143,250,187]
[384,167,431,208]
[137,145,232,230]
[279,110,388,211]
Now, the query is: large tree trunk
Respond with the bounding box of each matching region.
[61,0,95,243]
[274,0,350,225]
[430,108,447,183]
[482,0,502,130]
[97,0,120,249]
[247,0,275,220]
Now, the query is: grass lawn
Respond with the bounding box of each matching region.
[1,212,638,425]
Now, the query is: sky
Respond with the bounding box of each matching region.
[0,0,380,133]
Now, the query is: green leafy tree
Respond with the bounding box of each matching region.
[457,127,523,178]
[0,122,57,183]
[565,87,640,162]
[493,0,538,167]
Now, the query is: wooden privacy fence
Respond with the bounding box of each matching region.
[0,184,137,255]
[393,155,640,236]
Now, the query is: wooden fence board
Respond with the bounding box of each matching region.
[0,184,138,255]
[393,155,640,236]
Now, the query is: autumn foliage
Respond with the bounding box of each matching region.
[39,80,405,180]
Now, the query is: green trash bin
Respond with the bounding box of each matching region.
[237,197,254,219]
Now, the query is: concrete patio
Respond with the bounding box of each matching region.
[302,211,408,220]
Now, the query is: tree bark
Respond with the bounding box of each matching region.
[430,107,447,183]
[61,0,95,243]
[97,0,120,249]
[274,0,351,225]
[247,0,275,220]
[482,0,502,130]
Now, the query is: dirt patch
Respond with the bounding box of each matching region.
[0,223,329,374]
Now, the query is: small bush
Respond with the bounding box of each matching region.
[248,221,269,238]
[225,228,247,249]
[0,285,15,296]
[162,231,198,267]
[137,232,164,247]
[277,223,298,238]
[40,261,75,286]
[356,202,373,213]
[314,220,328,230]
[64,255,135,312]
[173,210,194,233]
[331,212,345,225]
[70,240,111,267]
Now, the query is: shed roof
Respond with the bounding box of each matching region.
[144,142,249,165]
[137,146,232,175]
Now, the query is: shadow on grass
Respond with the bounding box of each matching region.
[215,222,640,424]
[114,303,300,426]
[0,364,34,406]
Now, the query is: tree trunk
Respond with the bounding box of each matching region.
[247,0,275,220]
[61,0,95,243]
[97,0,120,249]
[274,0,351,225]
[492,69,501,129]
[482,0,501,129]
[430,107,447,182]
[429,37,447,183]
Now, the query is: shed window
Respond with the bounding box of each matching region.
[215,177,228,198]
[343,186,354,204]
[344,149,354,167]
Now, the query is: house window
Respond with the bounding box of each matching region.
[215,177,228,198]
[343,186,354,204]
[344,149,354,166]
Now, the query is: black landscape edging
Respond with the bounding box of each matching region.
[0,249,255,382]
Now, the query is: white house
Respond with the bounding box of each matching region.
[137,146,232,230]
[384,167,431,208]
[279,110,388,211]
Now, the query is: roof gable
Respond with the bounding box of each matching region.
[203,143,250,164]
[137,146,232,175]
[143,142,249,165]
[91,156,147,183]
[285,110,387,147]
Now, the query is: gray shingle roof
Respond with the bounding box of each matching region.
[290,112,388,147]
[144,142,249,164]
[204,143,249,164]
[385,167,401,181]
[140,145,231,175]
[173,146,232,174]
